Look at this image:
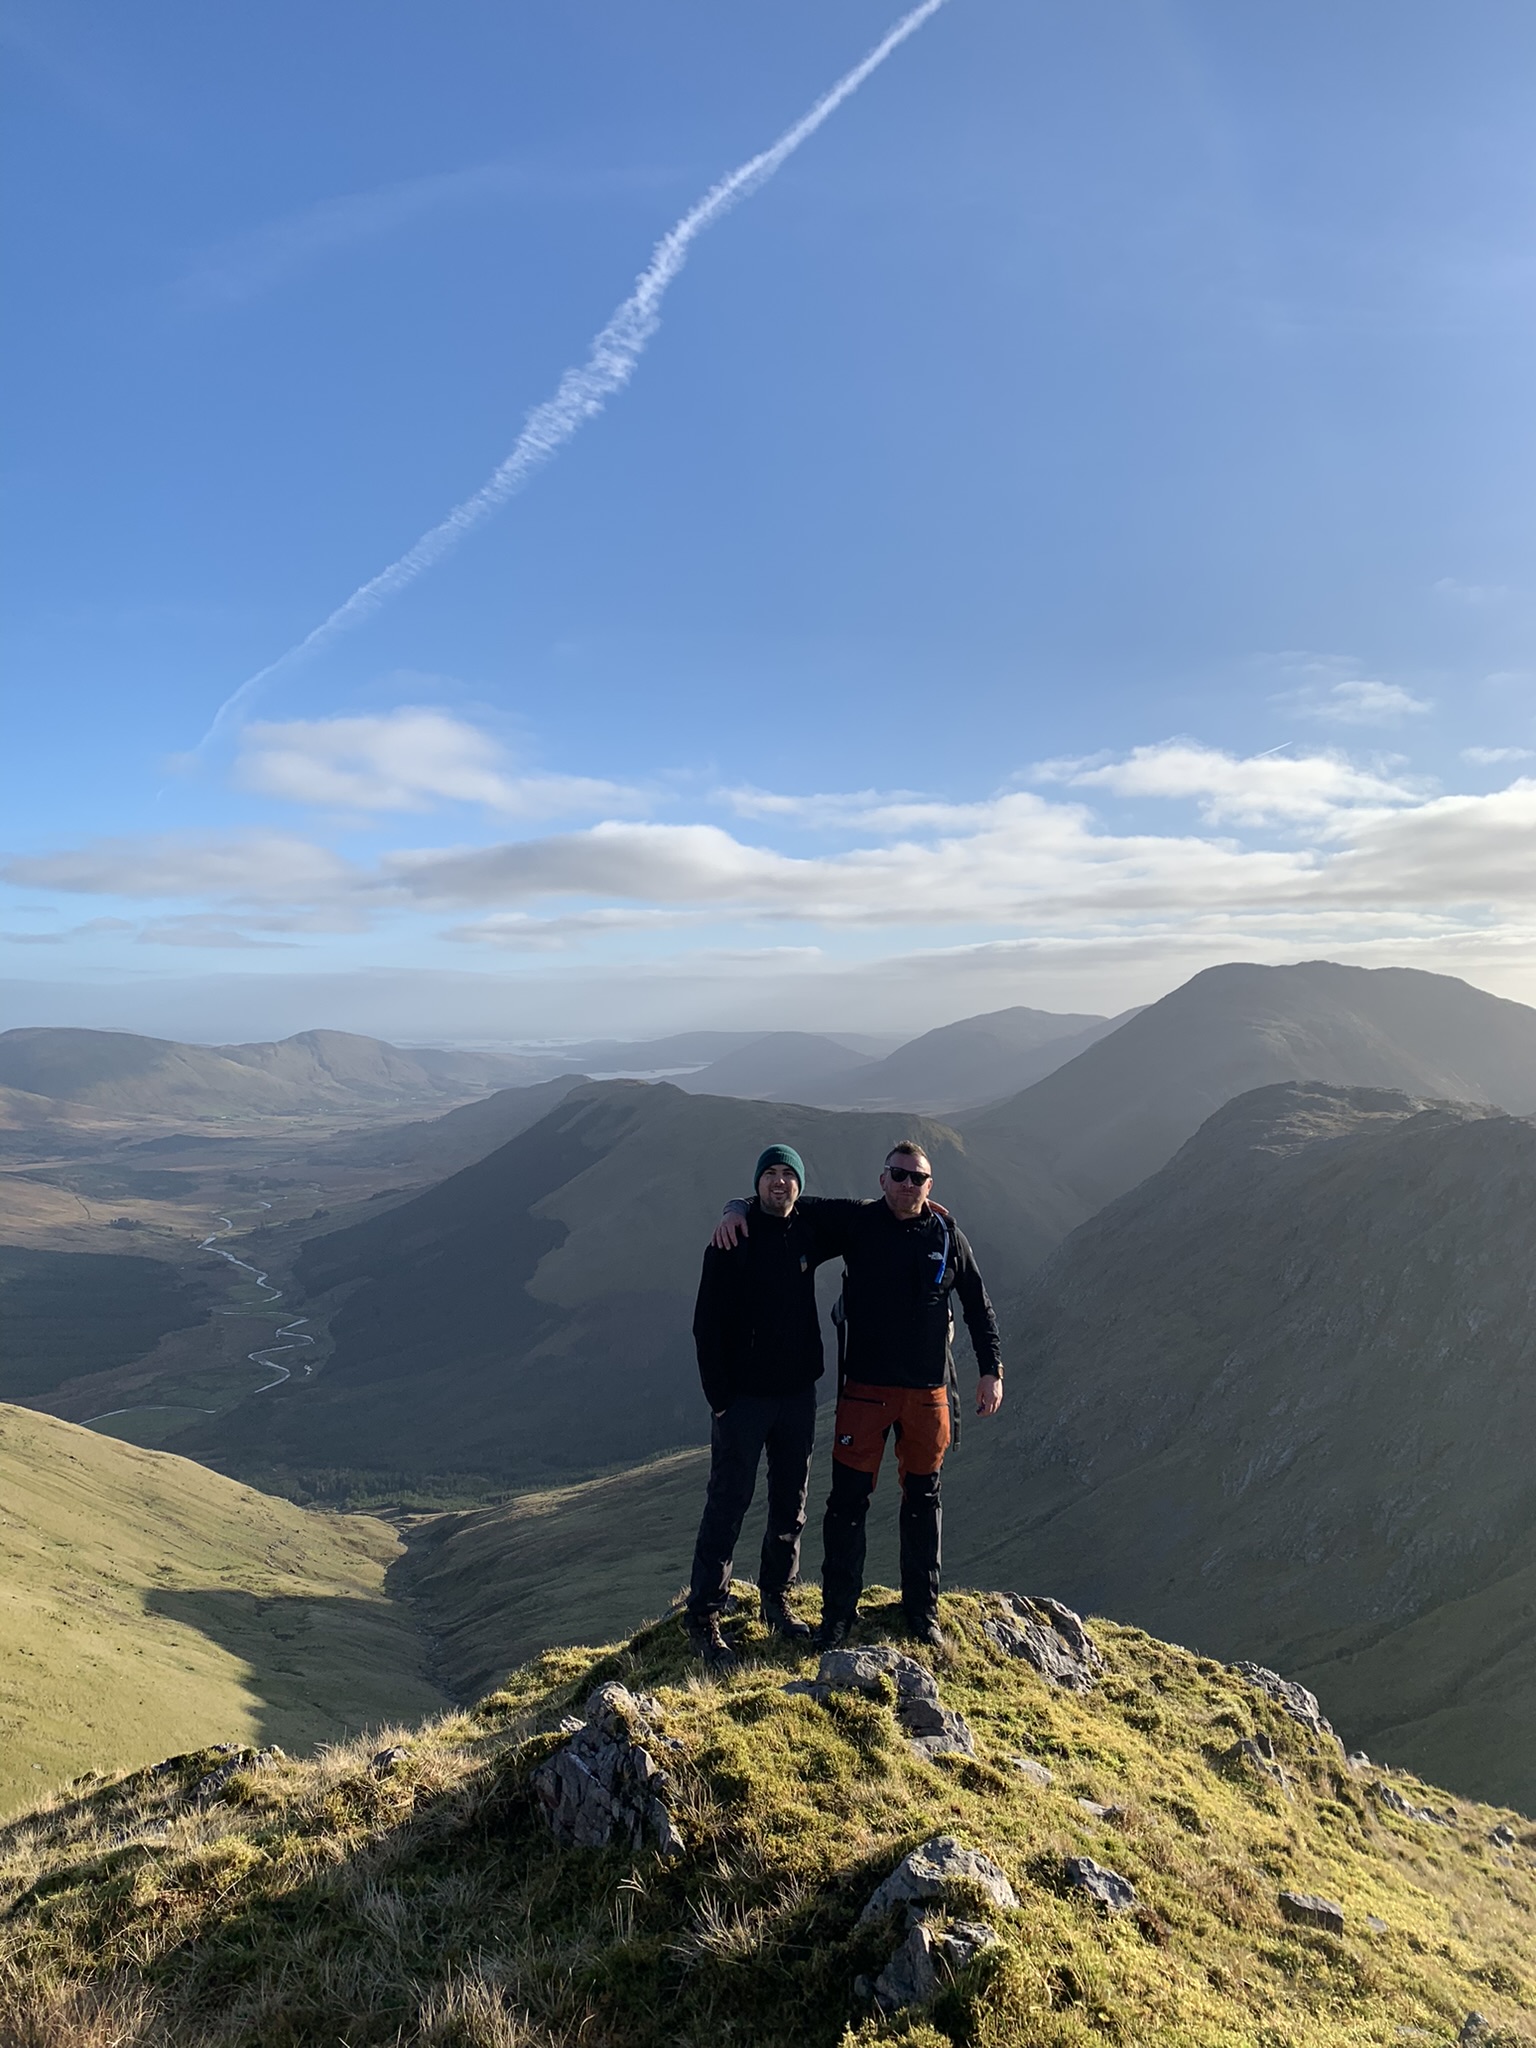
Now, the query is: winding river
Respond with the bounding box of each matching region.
[85,1203,315,1427]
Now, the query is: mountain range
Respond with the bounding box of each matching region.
[964,959,1536,1212]
[780,1005,1126,1111]
[0,1026,560,1122]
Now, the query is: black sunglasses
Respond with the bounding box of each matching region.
[885,1166,930,1184]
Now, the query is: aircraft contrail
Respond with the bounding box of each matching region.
[198,0,951,749]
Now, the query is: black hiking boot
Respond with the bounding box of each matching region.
[903,1610,945,1650]
[815,1609,857,1652]
[684,1611,737,1670]
[760,1592,812,1642]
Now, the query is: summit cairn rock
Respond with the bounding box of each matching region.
[786,1646,974,1759]
[1232,1663,1341,1749]
[533,1683,684,1857]
[859,1835,1018,1925]
[984,1594,1105,1691]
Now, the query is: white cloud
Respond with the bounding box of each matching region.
[236,708,643,818]
[1462,745,1535,765]
[1300,678,1432,725]
[0,834,358,902]
[15,746,1536,978]
[1264,651,1432,727]
[444,907,696,949]
[1035,740,1426,826]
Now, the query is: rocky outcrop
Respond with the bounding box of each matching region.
[983,1595,1104,1691]
[859,1836,1018,1924]
[865,1914,1002,2012]
[855,1837,1015,2013]
[1371,1780,1456,1827]
[1232,1664,1340,1747]
[1225,1730,1291,1796]
[786,1647,975,1760]
[1063,1856,1137,1913]
[1279,1890,1345,1934]
[533,1684,684,1856]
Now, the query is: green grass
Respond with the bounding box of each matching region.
[0,1404,447,1818]
[0,1589,1530,2047]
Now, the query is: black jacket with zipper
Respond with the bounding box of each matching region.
[797,1196,1002,1391]
[692,1198,844,1411]
[712,1195,1004,1396]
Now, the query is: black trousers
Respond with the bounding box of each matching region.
[821,1461,942,1626]
[687,1387,818,1618]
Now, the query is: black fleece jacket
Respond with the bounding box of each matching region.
[691,1198,843,1411]
[713,1194,1003,1394]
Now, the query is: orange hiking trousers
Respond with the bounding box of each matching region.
[830,1380,951,1484]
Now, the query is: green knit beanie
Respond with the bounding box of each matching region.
[754,1144,805,1190]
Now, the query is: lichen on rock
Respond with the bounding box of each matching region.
[983,1594,1105,1691]
[533,1682,685,1857]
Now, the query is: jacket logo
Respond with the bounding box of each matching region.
[837,1433,853,1446]
[799,1255,808,1272]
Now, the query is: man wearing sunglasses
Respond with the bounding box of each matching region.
[710,1140,1002,1651]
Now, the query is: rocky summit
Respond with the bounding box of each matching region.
[1,1586,1531,2047]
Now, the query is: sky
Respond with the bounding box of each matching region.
[5,0,1536,1046]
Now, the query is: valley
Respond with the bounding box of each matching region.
[4,961,1536,1845]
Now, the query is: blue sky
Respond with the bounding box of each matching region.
[5,0,1536,1044]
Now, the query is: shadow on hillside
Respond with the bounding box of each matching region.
[144,1587,448,1752]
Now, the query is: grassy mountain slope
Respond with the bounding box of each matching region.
[798,1007,1118,1112]
[976,1081,1536,1809]
[677,1032,877,1099]
[0,1245,215,1402]
[309,1074,589,1178]
[0,1028,550,1122]
[3,1591,1531,2047]
[0,1405,445,1817]
[964,961,1536,1213]
[186,1081,1080,1497]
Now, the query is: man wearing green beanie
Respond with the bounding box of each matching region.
[686,1139,828,1665]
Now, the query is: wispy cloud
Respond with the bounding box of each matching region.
[1303,678,1432,724]
[22,746,1536,964]
[1462,744,1535,765]
[236,708,644,817]
[1266,652,1432,727]
[1034,740,1427,826]
[0,917,133,946]
[0,834,359,902]
[444,907,695,950]
[197,0,953,746]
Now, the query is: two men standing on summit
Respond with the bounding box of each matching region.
[685,1138,1003,1664]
